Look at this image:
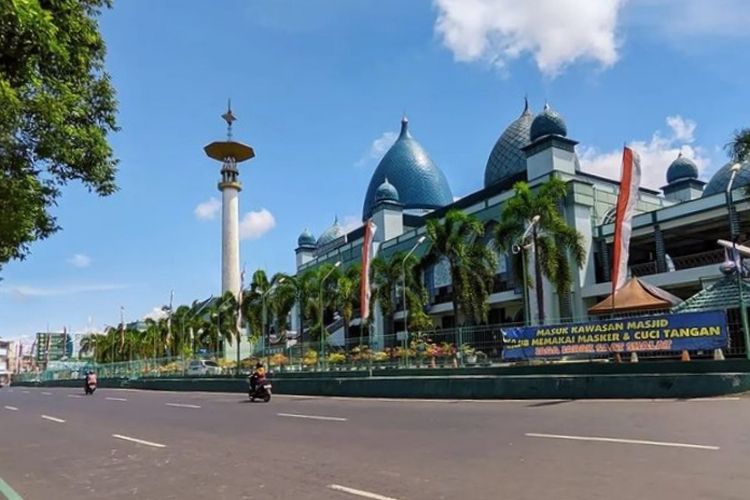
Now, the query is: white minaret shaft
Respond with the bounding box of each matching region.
[219,157,242,297]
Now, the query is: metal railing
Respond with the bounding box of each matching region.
[618,249,726,279]
[13,315,747,382]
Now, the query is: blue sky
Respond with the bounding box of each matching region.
[2,0,749,340]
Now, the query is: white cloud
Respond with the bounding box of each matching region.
[143,307,168,321]
[194,197,221,220]
[356,131,397,167]
[239,209,276,240]
[578,115,710,189]
[1,283,127,299]
[67,253,92,268]
[666,115,696,143]
[433,0,625,76]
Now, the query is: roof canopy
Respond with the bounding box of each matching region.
[588,277,682,315]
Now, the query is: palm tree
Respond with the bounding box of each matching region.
[494,178,585,323]
[78,333,99,359]
[370,254,402,336]
[425,209,497,326]
[335,264,361,341]
[726,128,750,164]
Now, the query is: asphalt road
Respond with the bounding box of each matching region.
[1,386,748,500]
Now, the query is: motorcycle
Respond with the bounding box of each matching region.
[248,377,272,402]
[84,377,97,395]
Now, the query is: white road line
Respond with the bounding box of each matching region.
[67,394,84,399]
[112,434,166,448]
[4,406,19,411]
[106,397,128,402]
[21,390,29,394]
[525,433,719,450]
[328,484,399,500]
[41,391,52,395]
[165,403,201,409]
[41,415,66,423]
[277,412,348,422]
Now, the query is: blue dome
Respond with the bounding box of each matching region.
[484,99,535,188]
[530,103,567,142]
[317,217,345,246]
[666,153,699,184]
[297,228,316,248]
[362,117,453,220]
[375,178,400,203]
[703,161,750,197]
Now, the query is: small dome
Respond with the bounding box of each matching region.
[484,98,535,188]
[703,161,750,197]
[375,178,400,203]
[317,217,345,246]
[530,103,567,142]
[666,153,699,184]
[362,116,452,220]
[297,228,316,248]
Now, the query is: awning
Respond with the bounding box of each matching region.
[588,277,682,314]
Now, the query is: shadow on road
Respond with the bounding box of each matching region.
[525,399,574,408]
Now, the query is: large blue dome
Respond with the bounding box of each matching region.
[703,161,750,197]
[484,99,535,188]
[666,153,699,184]
[317,217,345,246]
[362,117,452,220]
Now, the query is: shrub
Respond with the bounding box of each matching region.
[302,350,318,367]
[328,352,346,365]
[270,353,289,367]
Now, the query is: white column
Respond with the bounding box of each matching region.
[221,185,241,297]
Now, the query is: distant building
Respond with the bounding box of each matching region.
[292,99,750,349]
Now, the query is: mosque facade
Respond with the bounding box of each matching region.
[293,99,750,347]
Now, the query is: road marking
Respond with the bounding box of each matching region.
[67,394,84,399]
[21,391,29,394]
[112,434,166,448]
[0,476,24,500]
[328,484,398,500]
[106,397,128,402]
[41,392,52,396]
[525,433,719,450]
[165,403,201,409]
[41,415,66,423]
[277,412,348,422]
[4,406,19,411]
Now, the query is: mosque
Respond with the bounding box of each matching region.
[292,99,750,347]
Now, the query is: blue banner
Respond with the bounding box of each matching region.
[502,311,728,360]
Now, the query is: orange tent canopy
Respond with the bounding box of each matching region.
[588,277,682,314]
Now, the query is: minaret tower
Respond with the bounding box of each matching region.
[204,101,255,297]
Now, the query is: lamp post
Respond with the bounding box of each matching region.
[261,277,285,369]
[512,215,540,327]
[726,163,750,360]
[402,236,426,364]
[319,261,341,369]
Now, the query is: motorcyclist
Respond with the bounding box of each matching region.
[249,362,266,393]
[84,370,97,389]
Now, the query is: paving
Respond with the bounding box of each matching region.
[1,386,748,500]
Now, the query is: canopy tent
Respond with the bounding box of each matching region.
[588,277,682,315]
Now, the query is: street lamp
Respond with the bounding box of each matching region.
[512,215,540,327]
[319,261,341,369]
[262,277,285,369]
[726,163,750,360]
[402,236,426,363]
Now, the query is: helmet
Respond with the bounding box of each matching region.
[255,362,263,369]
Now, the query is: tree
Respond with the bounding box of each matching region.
[335,264,361,342]
[494,178,585,323]
[425,210,497,326]
[0,0,119,270]
[370,254,402,336]
[726,128,750,165]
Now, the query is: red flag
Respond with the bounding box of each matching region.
[360,220,377,321]
[611,146,641,294]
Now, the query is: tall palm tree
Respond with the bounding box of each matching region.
[425,209,497,326]
[269,273,297,337]
[370,254,402,336]
[494,178,585,323]
[335,264,361,341]
[78,333,99,359]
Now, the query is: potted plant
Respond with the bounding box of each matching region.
[302,349,318,370]
[327,352,346,369]
[461,344,477,365]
